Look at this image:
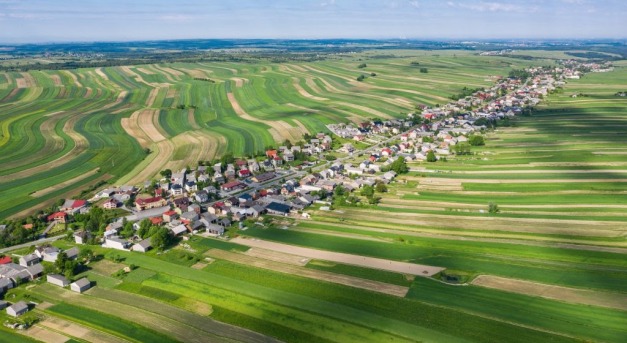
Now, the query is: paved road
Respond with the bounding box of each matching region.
[124,205,170,222]
[0,235,63,254]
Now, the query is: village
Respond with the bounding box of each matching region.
[0,58,614,323]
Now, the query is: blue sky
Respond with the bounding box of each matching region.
[0,0,625,43]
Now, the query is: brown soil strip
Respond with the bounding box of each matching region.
[191,262,208,269]
[39,316,130,343]
[145,87,162,107]
[187,108,201,129]
[472,275,627,311]
[138,109,167,142]
[50,74,62,86]
[207,249,409,297]
[230,77,248,87]
[16,78,27,88]
[291,77,329,101]
[244,248,310,266]
[286,102,320,113]
[23,325,70,343]
[231,237,444,276]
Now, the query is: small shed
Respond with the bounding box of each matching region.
[6,301,28,317]
[47,274,70,287]
[70,278,91,293]
[133,239,152,253]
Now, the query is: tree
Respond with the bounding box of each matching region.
[357,63,367,68]
[333,185,346,197]
[360,185,374,197]
[426,150,437,162]
[120,220,134,239]
[468,135,485,146]
[54,252,69,272]
[159,169,172,179]
[389,157,409,174]
[375,182,388,193]
[420,68,428,73]
[356,74,366,82]
[137,219,151,239]
[151,227,172,251]
[78,247,94,262]
[454,142,472,155]
[488,202,500,214]
[367,196,381,205]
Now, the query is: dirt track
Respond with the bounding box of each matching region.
[207,249,409,297]
[472,275,627,311]
[231,237,444,276]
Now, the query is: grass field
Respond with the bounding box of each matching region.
[2,52,626,343]
[0,50,559,218]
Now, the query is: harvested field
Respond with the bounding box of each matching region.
[24,325,69,343]
[38,316,130,343]
[226,92,288,142]
[207,249,409,297]
[89,260,127,276]
[472,275,627,311]
[230,77,248,87]
[231,237,444,276]
[50,74,62,86]
[244,247,310,266]
[145,87,161,107]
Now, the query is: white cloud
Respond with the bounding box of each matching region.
[447,1,537,13]
[408,1,420,9]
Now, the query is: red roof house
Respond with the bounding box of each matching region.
[47,212,68,223]
[0,256,12,264]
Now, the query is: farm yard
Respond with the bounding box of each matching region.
[0,51,626,343]
[0,50,550,218]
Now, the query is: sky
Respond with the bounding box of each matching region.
[0,0,625,43]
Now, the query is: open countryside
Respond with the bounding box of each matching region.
[1,1,626,343]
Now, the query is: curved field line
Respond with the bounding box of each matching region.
[140,109,167,142]
[226,92,289,142]
[123,139,175,185]
[145,87,162,107]
[30,168,100,197]
[187,108,201,129]
[60,70,83,87]
[230,77,248,88]
[290,77,328,101]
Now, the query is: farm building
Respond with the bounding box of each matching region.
[18,254,39,267]
[0,278,13,293]
[103,236,131,250]
[6,301,28,317]
[0,256,12,265]
[133,239,152,253]
[221,180,245,192]
[47,274,70,287]
[266,202,291,216]
[65,247,80,260]
[60,199,87,214]
[74,230,90,244]
[135,196,167,211]
[0,300,7,310]
[170,224,188,236]
[70,278,91,293]
[205,224,225,236]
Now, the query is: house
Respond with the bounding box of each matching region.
[252,172,275,183]
[19,254,39,267]
[247,205,266,218]
[194,190,209,203]
[6,301,28,317]
[135,196,167,211]
[238,169,251,178]
[170,184,184,196]
[0,263,31,283]
[65,247,79,260]
[170,224,188,236]
[74,230,89,244]
[163,210,178,223]
[205,224,225,236]
[26,264,43,279]
[0,256,12,265]
[36,246,60,262]
[70,278,91,293]
[47,212,68,223]
[0,278,13,294]
[266,149,278,158]
[173,197,190,212]
[102,199,118,210]
[60,199,87,214]
[221,180,245,192]
[283,152,295,162]
[133,239,152,253]
[266,202,291,216]
[103,236,131,250]
[47,274,70,287]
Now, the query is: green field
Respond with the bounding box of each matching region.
[0,50,557,218]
